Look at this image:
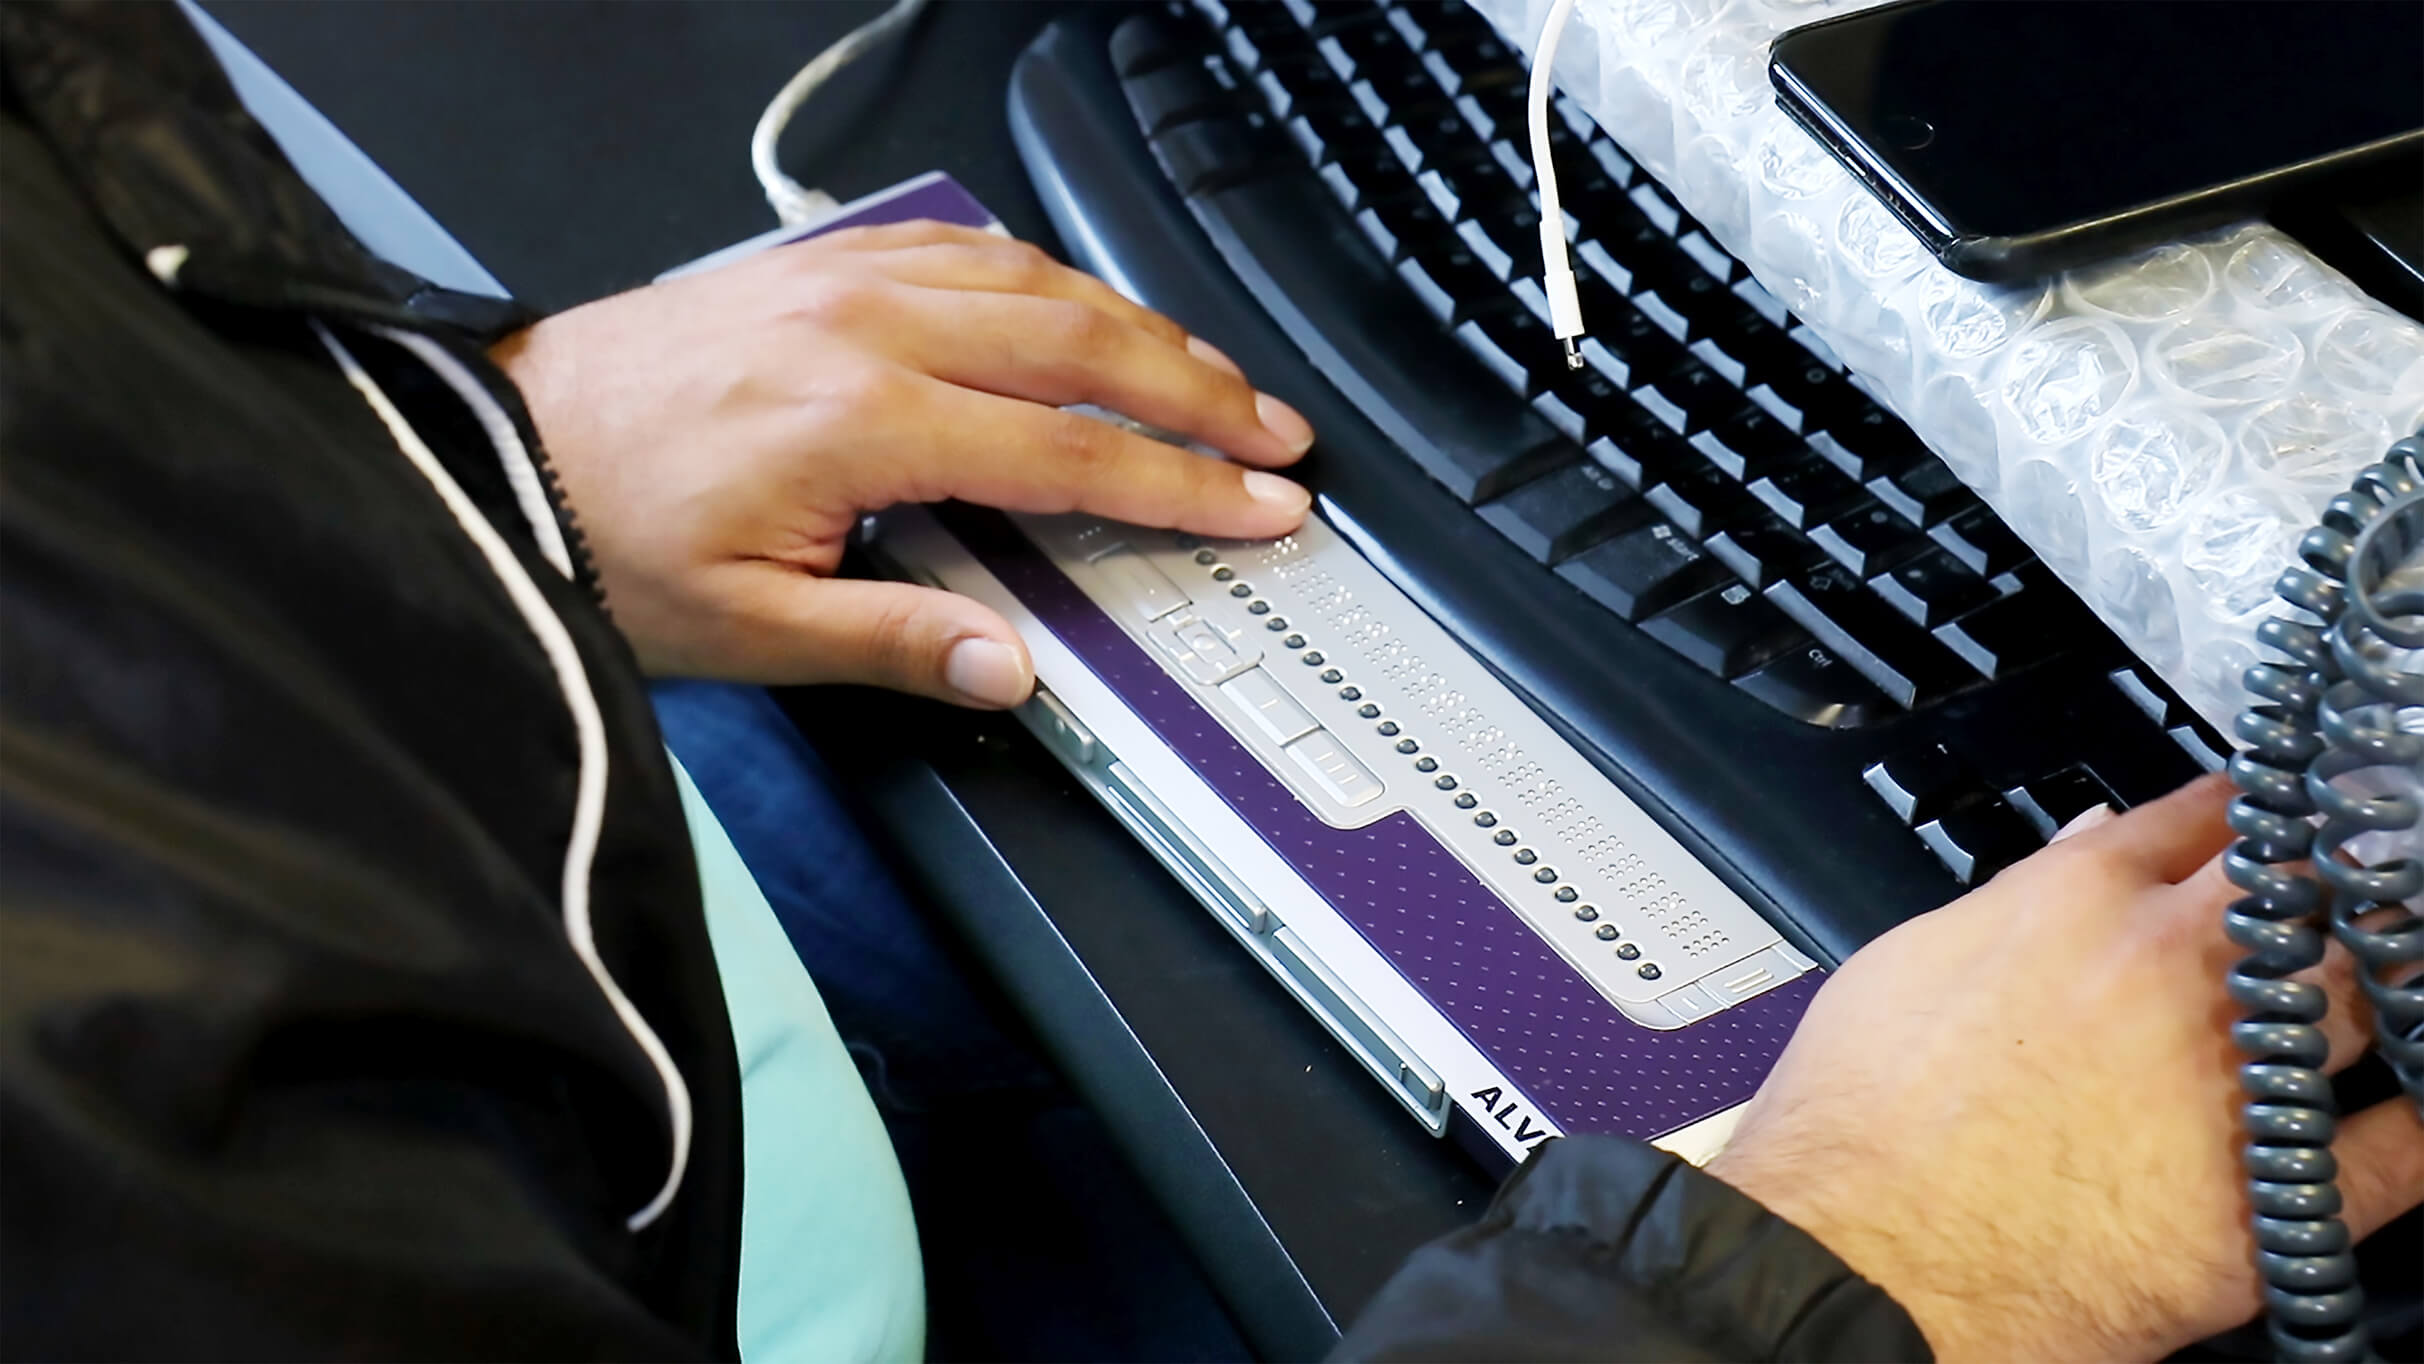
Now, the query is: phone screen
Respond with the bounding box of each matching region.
[1770,0,2423,246]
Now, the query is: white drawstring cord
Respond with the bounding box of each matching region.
[313,321,694,1234]
[1529,0,1587,368]
[752,0,933,226]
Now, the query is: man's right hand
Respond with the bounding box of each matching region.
[494,221,1315,704]
[1707,773,2424,1362]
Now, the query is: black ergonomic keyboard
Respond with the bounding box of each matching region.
[1004,0,2236,956]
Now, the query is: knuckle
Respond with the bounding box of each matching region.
[791,276,863,327]
[1044,299,1118,359]
[1043,412,1116,481]
[834,362,916,428]
[999,239,1056,280]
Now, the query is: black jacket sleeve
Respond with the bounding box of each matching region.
[1,5,744,1358]
[1334,1135,1932,1362]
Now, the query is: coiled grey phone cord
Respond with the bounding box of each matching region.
[2224,430,2424,1363]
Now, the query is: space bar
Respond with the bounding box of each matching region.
[1185,174,1573,504]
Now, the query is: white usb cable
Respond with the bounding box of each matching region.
[751,0,933,225]
[1528,0,1587,368]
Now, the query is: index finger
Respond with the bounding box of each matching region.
[2060,770,2238,883]
[905,379,1310,539]
[820,221,1198,353]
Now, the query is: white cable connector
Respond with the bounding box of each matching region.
[1528,0,1586,369]
[752,0,933,226]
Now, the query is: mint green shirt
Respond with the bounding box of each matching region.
[673,759,925,1362]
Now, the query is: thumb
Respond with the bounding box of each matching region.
[2335,1096,2424,1242]
[725,571,1035,708]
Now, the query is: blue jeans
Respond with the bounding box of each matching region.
[651,681,1249,1364]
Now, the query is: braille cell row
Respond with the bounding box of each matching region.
[1175,536,1660,983]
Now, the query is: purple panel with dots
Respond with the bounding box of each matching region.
[953,510,1820,1141]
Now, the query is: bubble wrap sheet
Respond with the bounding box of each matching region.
[1473,0,2424,731]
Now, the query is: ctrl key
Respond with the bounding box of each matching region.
[1733,640,1886,729]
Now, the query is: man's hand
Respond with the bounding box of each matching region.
[493,220,1316,704]
[1707,774,2424,1362]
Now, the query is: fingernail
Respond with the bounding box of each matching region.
[1242,469,1311,515]
[1186,335,1244,378]
[2051,804,2116,843]
[944,637,1031,708]
[1255,391,1316,455]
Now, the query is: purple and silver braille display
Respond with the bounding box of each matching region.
[962,510,1818,1141]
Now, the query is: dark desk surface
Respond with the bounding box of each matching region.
[207,3,1494,1357]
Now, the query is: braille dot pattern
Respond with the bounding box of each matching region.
[966,515,1822,1139]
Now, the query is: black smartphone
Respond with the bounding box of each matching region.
[1768,0,2424,282]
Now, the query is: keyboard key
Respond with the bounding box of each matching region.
[2169,722,2231,774]
[1915,803,2042,885]
[1318,19,1410,81]
[1456,211,1546,282]
[1645,460,1757,538]
[1748,457,1866,529]
[1584,295,1689,387]
[1153,113,1282,197]
[1540,367,1628,441]
[1397,242,1504,323]
[1643,581,1807,677]
[1674,229,1740,282]
[1110,16,1184,77]
[1318,150,1401,211]
[1733,640,1887,729]
[1634,359,1743,436]
[1350,65,1453,124]
[1809,502,1925,577]
[1688,409,1800,480]
[1704,514,1825,589]
[1421,36,1523,95]
[1555,520,1730,620]
[1807,401,1929,481]
[1931,576,2088,679]
[1628,180,1684,234]
[1530,384,1585,441]
[1732,276,1789,326]
[1479,459,1645,563]
[1787,322,1846,371]
[1454,309,1560,396]
[1766,561,1970,708]
[1453,85,1528,142]
[1633,269,1752,343]
[1125,55,1238,134]
[2004,766,2116,840]
[1863,743,1978,824]
[1587,135,1638,189]
[1386,108,1494,172]
[1284,103,1376,162]
[2107,667,2174,724]
[1873,548,1996,627]
[1585,409,1696,489]
[1353,196,1449,262]
[1575,238,1635,296]
[1384,1,1436,51]
[1931,502,2031,577]
[1867,458,1969,527]
[1745,357,1856,435]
